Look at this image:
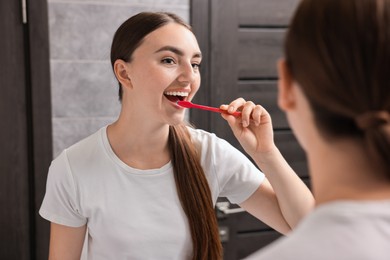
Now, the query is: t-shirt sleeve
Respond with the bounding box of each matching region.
[39,150,87,227]
[194,129,265,205]
[216,140,265,204]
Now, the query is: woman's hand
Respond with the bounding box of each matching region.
[220,98,276,157]
[222,98,315,229]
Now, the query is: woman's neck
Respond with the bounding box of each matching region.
[308,137,390,206]
[107,116,171,170]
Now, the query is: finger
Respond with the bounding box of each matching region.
[219,104,229,111]
[221,112,238,126]
[221,113,243,134]
[226,97,246,114]
[251,105,263,126]
[241,101,255,127]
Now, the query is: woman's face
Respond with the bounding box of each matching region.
[124,22,202,125]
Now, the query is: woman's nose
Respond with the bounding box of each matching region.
[177,63,197,83]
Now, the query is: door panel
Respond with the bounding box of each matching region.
[28,1,52,258]
[0,0,51,259]
[191,0,304,258]
[217,203,282,260]
[238,80,287,128]
[220,131,308,180]
[235,231,281,259]
[0,0,30,258]
[238,29,285,78]
[238,0,301,26]
[275,132,308,178]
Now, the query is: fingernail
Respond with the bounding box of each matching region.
[228,106,234,113]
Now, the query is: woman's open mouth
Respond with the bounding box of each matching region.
[164,91,189,103]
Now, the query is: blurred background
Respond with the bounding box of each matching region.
[0,0,308,259]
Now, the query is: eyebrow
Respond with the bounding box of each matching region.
[155,46,202,58]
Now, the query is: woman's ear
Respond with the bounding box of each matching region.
[277,59,296,111]
[114,59,132,88]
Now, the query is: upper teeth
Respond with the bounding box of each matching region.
[164,91,189,97]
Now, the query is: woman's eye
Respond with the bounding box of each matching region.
[161,58,175,65]
[192,63,201,70]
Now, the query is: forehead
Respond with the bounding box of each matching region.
[137,23,201,55]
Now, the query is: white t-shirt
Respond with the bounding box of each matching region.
[245,200,390,260]
[40,126,264,260]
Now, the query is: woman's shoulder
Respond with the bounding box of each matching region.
[53,126,106,166]
[187,126,226,146]
[186,125,247,161]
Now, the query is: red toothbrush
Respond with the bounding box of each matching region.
[177,100,241,117]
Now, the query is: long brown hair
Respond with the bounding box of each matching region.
[284,0,390,178]
[110,12,222,259]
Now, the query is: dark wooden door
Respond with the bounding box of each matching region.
[190,0,307,258]
[0,0,52,259]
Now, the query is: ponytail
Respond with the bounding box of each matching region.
[355,111,390,179]
[168,124,223,260]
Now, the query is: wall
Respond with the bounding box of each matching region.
[48,0,190,157]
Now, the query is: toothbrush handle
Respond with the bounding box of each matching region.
[190,103,241,117]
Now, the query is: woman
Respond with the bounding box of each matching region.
[39,12,313,259]
[226,0,390,259]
